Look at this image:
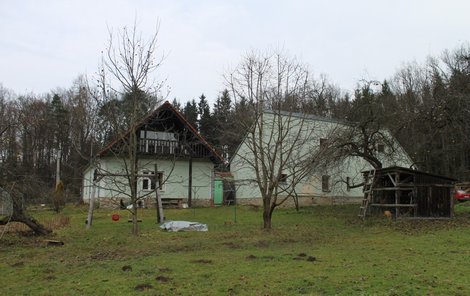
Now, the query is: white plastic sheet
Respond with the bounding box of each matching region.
[160,221,208,232]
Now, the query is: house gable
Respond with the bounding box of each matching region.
[98,101,223,164]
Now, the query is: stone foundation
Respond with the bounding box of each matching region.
[235,195,362,208]
[88,195,362,209]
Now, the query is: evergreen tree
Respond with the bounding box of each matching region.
[213,89,232,123]
[197,94,212,138]
[212,89,243,159]
[183,99,198,128]
[171,98,182,111]
[50,94,69,150]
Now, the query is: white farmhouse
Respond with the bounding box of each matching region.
[82,101,223,208]
[230,110,414,206]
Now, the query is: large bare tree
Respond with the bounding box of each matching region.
[228,51,327,229]
[93,21,165,235]
[0,88,51,235]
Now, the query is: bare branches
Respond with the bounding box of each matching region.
[104,20,164,96]
[229,50,320,229]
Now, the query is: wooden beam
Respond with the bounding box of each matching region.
[370,203,417,207]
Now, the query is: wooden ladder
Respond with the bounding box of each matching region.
[359,169,376,218]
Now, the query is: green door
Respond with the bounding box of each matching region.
[214,180,223,205]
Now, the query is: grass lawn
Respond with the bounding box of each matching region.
[1,203,470,295]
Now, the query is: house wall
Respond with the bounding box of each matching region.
[82,156,214,207]
[230,112,414,204]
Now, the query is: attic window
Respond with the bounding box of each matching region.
[139,131,178,154]
[320,138,328,149]
[140,130,177,141]
[279,173,288,183]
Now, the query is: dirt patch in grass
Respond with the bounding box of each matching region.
[134,283,153,291]
[246,254,257,260]
[263,255,275,260]
[158,267,171,272]
[246,254,275,260]
[44,275,56,280]
[306,256,316,262]
[222,241,242,249]
[89,250,124,261]
[253,240,270,248]
[155,275,171,283]
[390,219,468,235]
[167,245,193,253]
[192,259,212,264]
[10,261,25,267]
[347,213,470,235]
[122,265,132,272]
[281,238,298,243]
[293,253,317,262]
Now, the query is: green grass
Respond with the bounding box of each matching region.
[1,203,470,295]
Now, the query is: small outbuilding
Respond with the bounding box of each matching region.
[360,166,456,218]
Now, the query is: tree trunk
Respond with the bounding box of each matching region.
[1,213,51,236]
[131,202,138,235]
[262,194,273,229]
[0,194,52,235]
[263,208,272,229]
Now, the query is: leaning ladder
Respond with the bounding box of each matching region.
[359,169,376,218]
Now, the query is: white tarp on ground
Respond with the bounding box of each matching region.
[160,221,208,232]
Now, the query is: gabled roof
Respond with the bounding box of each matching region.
[229,109,414,167]
[97,101,224,163]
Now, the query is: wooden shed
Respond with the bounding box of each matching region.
[359,166,456,219]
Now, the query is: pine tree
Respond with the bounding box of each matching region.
[171,98,182,111]
[183,99,198,128]
[197,94,212,139]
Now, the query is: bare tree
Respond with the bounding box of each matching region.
[228,51,326,229]
[0,88,51,235]
[92,20,165,235]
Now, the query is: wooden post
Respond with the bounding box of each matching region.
[188,156,193,207]
[86,179,96,230]
[395,172,399,219]
[155,164,164,223]
[55,148,61,187]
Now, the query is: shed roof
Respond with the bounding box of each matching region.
[363,166,457,183]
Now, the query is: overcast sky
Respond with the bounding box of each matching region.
[1,0,469,104]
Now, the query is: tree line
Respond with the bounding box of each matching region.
[1,44,469,209]
[181,45,470,181]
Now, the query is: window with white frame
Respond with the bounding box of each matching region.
[142,171,165,191]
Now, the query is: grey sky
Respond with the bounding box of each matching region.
[1,0,469,104]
